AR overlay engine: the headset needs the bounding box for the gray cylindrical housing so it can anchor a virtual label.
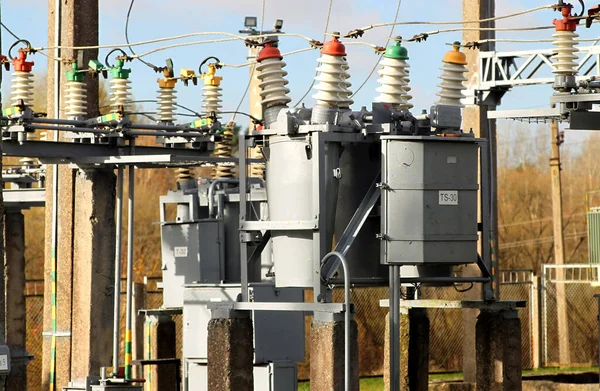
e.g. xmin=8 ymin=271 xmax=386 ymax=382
xmin=266 ymin=135 xmax=340 ymax=287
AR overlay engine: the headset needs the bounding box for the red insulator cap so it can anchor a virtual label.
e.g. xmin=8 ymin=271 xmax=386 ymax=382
xmin=257 ymin=41 xmax=282 ymax=62
xmin=553 ymin=4 xmax=579 ymax=31
xmin=321 ymin=36 xmax=346 ymax=56
xmin=12 ymin=50 xmax=34 ymax=72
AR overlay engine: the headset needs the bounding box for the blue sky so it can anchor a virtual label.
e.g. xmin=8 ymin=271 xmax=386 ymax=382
xmin=1 ymin=0 xmax=598 ymax=146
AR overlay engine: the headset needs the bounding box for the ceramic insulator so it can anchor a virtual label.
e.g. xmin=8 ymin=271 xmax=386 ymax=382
xmin=157 ymin=87 xmax=176 ymax=123
xmin=213 ymin=127 xmax=235 ymax=178
xmin=435 ymin=62 xmax=468 ymax=108
xmin=257 ymin=57 xmax=292 ymax=108
xmin=65 ymin=80 xmax=87 ymax=118
xmin=110 ymin=78 xmax=132 ymax=112
xmin=11 ymin=71 xmax=34 ymax=107
xmin=375 ymin=56 xmax=409 ymax=109
xmin=312 ymin=53 xmax=353 ymax=108
xmin=202 ymin=85 xmax=222 ymax=119
xmin=402 ymin=62 xmax=413 ymax=109
xmin=552 ymin=30 xmax=579 ymax=76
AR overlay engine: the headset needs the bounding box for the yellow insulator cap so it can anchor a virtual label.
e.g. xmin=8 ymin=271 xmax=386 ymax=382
xmin=202 ymin=63 xmax=222 ymax=87
xmin=442 ymin=42 xmax=467 ymax=65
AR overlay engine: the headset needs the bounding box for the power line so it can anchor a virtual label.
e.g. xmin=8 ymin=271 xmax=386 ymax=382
xmin=125 ymin=0 xmax=160 ymax=71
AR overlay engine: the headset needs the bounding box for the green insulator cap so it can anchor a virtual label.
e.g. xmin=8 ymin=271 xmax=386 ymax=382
xmin=110 ymin=59 xmax=131 ymax=79
xmin=66 ymin=62 xmax=86 ymax=82
xmin=384 ymin=41 xmax=408 ymax=60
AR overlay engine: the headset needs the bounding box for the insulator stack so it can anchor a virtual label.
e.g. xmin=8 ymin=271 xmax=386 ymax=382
xmin=201 ymin=63 xmax=223 ymax=119
xmin=11 ymin=49 xmax=34 ymax=108
xmin=175 ymin=167 xmax=194 ymax=182
xmin=257 ymin=42 xmax=292 ymax=109
xmin=109 ymin=59 xmax=132 ymax=113
xmin=11 ymin=72 xmax=34 ymax=107
xmin=375 ymin=41 xmax=410 ymax=110
xmin=213 ymin=127 xmax=235 ymax=178
xmin=552 ymin=5 xmax=580 ymax=78
xmin=157 ymin=87 xmax=176 ymax=123
xmin=312 ymin=36 xmax=353 ymax=109
xmin=20 ymin=157 xmax=34 ymax=169
xmin=65 ymin=81 xmax=87 ymax=118
xmin=435 ymin=43 xmax=468 ymax=108
xmin=110 ymin=78 xmax=132 ymax=113
xmin=552 ymin=30 xmax=579 ymax=76
xmin=202 ymin=85 xmax=222 ymax=119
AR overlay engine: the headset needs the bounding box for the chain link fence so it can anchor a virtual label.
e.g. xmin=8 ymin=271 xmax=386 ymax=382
xmin=25 ymin=283 xmax=43 ymax=391
xmin=542 ymin=265 xmax=600 ymax=367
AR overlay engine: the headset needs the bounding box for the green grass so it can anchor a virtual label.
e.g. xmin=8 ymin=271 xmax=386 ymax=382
xmin=298 ymin=377 xmax=384 ymax=390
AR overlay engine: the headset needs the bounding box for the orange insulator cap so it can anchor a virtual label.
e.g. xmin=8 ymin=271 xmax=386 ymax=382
xmin=442 ymin=43 xmax=467 ymax=65
xmin=257 ymin=42 xmax=282 ymax=62
xmin=553 ymin=4 xmax=579 ymax=31
xmin=12 ymin=50 xmax=34 ymax=72
xmin=321 ymin=36 xmax=346 ymax=56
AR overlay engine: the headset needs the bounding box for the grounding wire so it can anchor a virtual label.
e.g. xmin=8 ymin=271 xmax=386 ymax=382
xmin=350 ymin=0 xmax=402 ymax=99
xmin=293 ymin=0 xmax=334 ymax=108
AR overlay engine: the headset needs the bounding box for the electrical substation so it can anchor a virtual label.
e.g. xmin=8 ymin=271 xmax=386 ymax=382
xmin=4 ymin=0 xmax=600 ymax=390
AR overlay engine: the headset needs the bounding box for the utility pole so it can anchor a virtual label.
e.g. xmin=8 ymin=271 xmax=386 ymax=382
xmin=44 ymin=1 xmax=116 ymax=389
xmin=550 ymin=118 xmax=570 ymax=365
xmin=462 ymin=0 xmax=498 ymax=384
xmin=239 ymin=17 xmax=283 ymax=178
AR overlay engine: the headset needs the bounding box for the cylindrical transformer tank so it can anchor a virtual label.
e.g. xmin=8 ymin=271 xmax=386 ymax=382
xmin=381 ymin=135 xmax=479 ymax=267
xmin=267 ymin=135 xmax=340 ymax=287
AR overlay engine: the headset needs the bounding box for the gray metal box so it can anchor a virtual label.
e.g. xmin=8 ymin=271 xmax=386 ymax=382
xmin=182 ymin=283 xmax=305 ymax=363
xmin=184 ymin=360 xmax=297 ymax=391
xmin=161 ymin=220 xmax=224 ymax=308
xmin=381 ymin=136 xmax=479 ymax=265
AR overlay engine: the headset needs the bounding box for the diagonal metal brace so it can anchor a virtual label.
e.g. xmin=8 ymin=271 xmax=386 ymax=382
xmin=322 ymin=172 xmax=381 ymax=281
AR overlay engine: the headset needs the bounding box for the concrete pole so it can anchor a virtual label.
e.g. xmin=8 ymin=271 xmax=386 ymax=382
xmin=462 ymin=0 xmax=498 ymax=383
xmin=43 ymin=1 xmax=116 ymax=388
xmin=550 ymin=119 xmax=570 ymax=365
xmin=4 ymin=210 xmax=27 ymax=390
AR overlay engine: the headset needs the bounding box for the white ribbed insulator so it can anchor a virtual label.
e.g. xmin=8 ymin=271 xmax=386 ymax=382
xmin=157 ymin=87 xmax=176 ymax=123
xmin=435 ymin=62 xmax=468 ymax=108
xmin=403 ymin=63 xmax=413 ymax=109
xmin=202 ymin=85 xmax=222 ymax=119
xmin=256 ymin=57 xmax=292 ymax=108
xmin=65 ymin=80 xmax=87 ymax=118
xmin=110 ymin=78 xmax=132 ymax=112
xmin=375 ymin=57 xmax=408 ymax=109
xmin=213 ymin=127 xmax=235 ymax=178
xmin=312 ymin=54 xmax=353 ymax=108
xmin=552 ymin=30 xmax=579 ymax=76
xmin=11 ymin=71 xmax=34 ymax=107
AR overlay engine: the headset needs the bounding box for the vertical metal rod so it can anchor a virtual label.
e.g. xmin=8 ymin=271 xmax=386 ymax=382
xmin=49 ymin=0 xmax=62 ymax=389
xmin=542 ymin=266 xmax=548 ymax=366
xmin=596 ymin=294 xmax=600 ymax=381
xmin=124 ymin=158 xmax=135 ymax=379
xmin=480 ymin=140 xmax=493 ymax=300
xmin=239 ymin=132 xmax=249 ymax=302
xmin=389 ymin=265 xmax=400 ymax=391
xmin=112 ymin=166 xmax=124 ymax=374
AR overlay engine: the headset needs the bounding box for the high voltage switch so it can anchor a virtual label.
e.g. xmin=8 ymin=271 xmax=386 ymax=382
xmin=435 ymin=42 xmax=468 ymax=108
xmin=65 ymin=62 xmax=88 ymax=119
xmin=313 ymin=35 xmax=353 ymax=110
xmin=11 ymin=49 xmax=34 ymax=108
xmin=157 ymin=59 xmax=177 ymax=124
xmin=375 ymin=40 xmax=411 ymax=110
xmin=109 ymin=58 xmax=132 ymax=113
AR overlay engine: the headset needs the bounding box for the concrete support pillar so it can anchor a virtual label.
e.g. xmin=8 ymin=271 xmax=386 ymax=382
xmin=207 ymin=312 xmax=253 ymax=391
xmin=462 ymin=0 xmax=498 ymax=382
xmin=310 ymin=312 xmax=359 ymax=391
xmin=4 ymin=211 xmax=27 ymax=390
xmin=476 ymin=310 xmax=521 ymax=391
xmin=143 ymin=314 xmax=177 ymax=391
xmin=43 ymin=0 xmax=101 ymax=389
xmin=384 ymin=309 xmax=430 ymax=391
